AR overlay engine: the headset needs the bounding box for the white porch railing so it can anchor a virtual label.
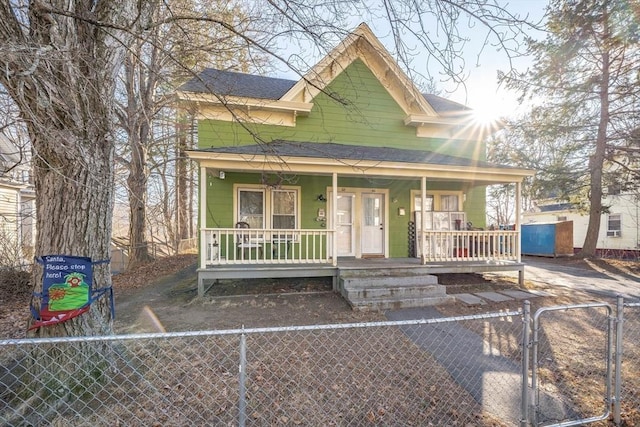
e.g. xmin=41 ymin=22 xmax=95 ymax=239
xmin=200 ymin=228 xmax=334 ymax=267
xmin=199 ymin=228 xmax=519 ymax=267
xmin=419 ymin=230 xmax=520 ymax=263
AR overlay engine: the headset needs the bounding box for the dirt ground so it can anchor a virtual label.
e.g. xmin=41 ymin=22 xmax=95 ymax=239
xmin=110 ymin=255 xmax=577 ymax=335
xmin=112 ymin=257 xmax=385 ymax=334
xmin=1 ymin=254 xmax=637 ymax=339
xmin=3 ymin=255 xmax=640 ymax=425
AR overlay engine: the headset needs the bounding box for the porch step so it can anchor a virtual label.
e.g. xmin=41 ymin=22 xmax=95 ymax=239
xmin=339 ymin=266 xmax=435 ymax=278
xmin=338 ymin=271 xmax=453 ymax=311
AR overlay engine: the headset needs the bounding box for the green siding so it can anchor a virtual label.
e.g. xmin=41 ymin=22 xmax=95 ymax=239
xmin=198 ymin=59 xmax=484 ymax=160
xmin=205 ymin=172 xmax=486 ymax=258
xmin=197 ymin=59 xmax=490 ymax=258
xmin=465 ymin=187 xmax=487 ymax=229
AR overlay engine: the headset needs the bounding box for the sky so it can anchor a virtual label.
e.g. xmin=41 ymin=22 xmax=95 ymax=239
xmin=274 ymin=0 xmax=548 ymax=121
xmin=440 ymin=0 xmax=548 ymax=119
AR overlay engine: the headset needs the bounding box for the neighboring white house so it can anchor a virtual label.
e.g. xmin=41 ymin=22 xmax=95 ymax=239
xmin=0 ymin=135 xmax=35 ymax=265
xmin=523 ymin=191 xmax=640 ymax=258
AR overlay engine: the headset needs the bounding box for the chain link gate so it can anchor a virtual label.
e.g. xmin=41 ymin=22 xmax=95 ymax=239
xmin=617 ymin=301 xmax=640 ymax=426
xmin=522 ymin=302 xmax=614 ymax=426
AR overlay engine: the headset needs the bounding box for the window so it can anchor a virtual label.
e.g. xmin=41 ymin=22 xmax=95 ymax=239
xmin=413 ymin=193 xmax=465 ymax=231
xmin=607 ymin=183 xmax=622 ymax=196
xmin=413 ymin=195 xmax=434 ymax=212
xmin=413 ymin=193 xmax=460 ymax=212
xmin=238 ymin=189 xmax=264 ymax=228
xmin=237 ymin=186 xmax=298 ymax=229
xmin=607 ymin=213 xmax=621 ymax=237
xmin=440 ymin=195 xmax=459 ymax=211
xmin=272 ymin=189 xmax=297 ymax=229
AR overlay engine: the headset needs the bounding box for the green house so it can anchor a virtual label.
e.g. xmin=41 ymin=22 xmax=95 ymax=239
xmin=177 ymin=24 xmax=534 ymax=305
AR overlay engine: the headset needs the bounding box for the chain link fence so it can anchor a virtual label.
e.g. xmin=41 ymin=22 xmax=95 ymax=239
xmin=2 ymin=312 xmax=523 ymax=426
xmin=2 ymin=299 xmax=640 ymax=426
xmin=619 ymin=302 xmax=640 ymax=425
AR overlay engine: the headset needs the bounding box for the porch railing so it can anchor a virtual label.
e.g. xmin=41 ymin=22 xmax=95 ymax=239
xmin=419 ymin=230 xmax=519 ymax=263
xmin=199 ymin=228 xmax=519 ymax=267
xmin=200 ymin=228 xmax=334 ymax=267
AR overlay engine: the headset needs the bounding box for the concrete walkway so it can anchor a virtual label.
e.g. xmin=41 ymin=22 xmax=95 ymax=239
xmin=385 ymin=257 xmax=640 ymax=422
xmin=496 ymin=256 xmax=640 ymax=300
xmin=386 ymin=307 xmax=524 ymax=422
xmin=453 ymin=288 xmax=551 ymax=306
xmin=386 ymin=307 xmax=572 ymax=424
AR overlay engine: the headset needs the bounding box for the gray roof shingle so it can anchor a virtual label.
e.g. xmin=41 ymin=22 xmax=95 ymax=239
xmin=194 ymin=141 xmax=508 ymax=169
xmin=423 ymin=93 xmax=470 ymax=113
xmin=179 ymin=69 xmax=296 ymax=100
xmin=179 ymin=68 xmax=469 ymax=114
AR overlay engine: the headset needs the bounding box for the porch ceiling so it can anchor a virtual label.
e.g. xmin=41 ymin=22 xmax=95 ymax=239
xmin=187 ymin=141 xmax=534 ymax=185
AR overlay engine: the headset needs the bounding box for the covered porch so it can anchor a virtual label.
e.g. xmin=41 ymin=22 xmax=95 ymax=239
xmin=189 ymin=142 xmax=533 ymax=301
xmin=196 ymin=227 xmax=525 ymax=297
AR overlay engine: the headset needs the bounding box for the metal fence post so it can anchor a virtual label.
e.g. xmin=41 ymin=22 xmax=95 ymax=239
xmin=521 ymin=300 xmax=531 ymax=427
xmin=614 ymin=296 xmax=624 ymax=426
xmin=239 ymin=330 xmax=247 ymax=427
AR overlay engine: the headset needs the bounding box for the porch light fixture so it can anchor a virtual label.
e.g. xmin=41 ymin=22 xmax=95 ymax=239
xmin=316 ymin=194 xmax=326 ymax=202
xmin=219 ymin=171 xmax=225 ymax=179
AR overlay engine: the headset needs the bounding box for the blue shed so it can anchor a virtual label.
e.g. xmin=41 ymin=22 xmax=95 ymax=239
xmin=521 ymin=221 xmax=574 ymax=257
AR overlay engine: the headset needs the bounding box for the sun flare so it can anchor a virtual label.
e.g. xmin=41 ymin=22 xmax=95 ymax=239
xmin=470 ymin=100 xmax=506 ymax=126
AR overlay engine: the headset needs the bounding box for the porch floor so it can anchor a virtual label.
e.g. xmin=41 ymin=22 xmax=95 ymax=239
xmin=197 ymin=258 xmax=525 ymax=297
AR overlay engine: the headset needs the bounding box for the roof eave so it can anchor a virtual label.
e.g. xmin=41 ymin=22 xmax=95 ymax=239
xmin=404 ymin=114 xmax=469 ymax=127
xmin=175 ymin=90 xmax=314 ymax=115
xmin=0 ymin=180 xmax=29 ymax=190
xmin=186 ymin=150 xmax=535 ymax=183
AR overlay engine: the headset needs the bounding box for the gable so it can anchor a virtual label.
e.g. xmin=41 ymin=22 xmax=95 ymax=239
xmin=198 ymin=59 xmax=482 ymax=156
xmin=294 ymin=59 xmax=427 ymax=149
xmin=176 ymin=22 xmax=487 ymax=139
xmin=281 ymin=24 xmax=435 ymax=118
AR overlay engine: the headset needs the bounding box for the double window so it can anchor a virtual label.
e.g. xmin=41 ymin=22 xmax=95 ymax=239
xmin=413 ymin=192 xmax=464 ymax=231
xmin=237 ymin=186 xmax=299 ymax=230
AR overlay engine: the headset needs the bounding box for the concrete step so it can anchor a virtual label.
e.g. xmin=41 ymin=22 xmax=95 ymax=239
xmin=338 ymin=272 xmax=453 ymax=311
xmin=341 ymin=282 xmax=444 ymax=300
xmin=341 ymin=274 xmax=438 ymax=289
xmin=339 ymin=267 xmax=434 ymax=278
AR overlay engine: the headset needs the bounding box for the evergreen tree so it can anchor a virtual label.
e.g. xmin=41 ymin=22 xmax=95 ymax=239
xmin=503 ymin=0 xmax=640 ymax=257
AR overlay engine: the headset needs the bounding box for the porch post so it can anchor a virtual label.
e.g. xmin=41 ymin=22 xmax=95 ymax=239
xmin=199 ymin=166 xmax=207 ymax=271
xmin=516 ymin=180 xmax=524 ymax=286
xmin=196 ymin=166 xmax=209 ymax=296
xmin=332 ymin=172 xmax=338 ymax=266
xmin=421 ymin=176 xmax=426 ymax=265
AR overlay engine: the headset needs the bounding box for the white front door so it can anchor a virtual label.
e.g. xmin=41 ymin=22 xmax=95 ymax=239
xmin=361 ymin=193 xmax=384 ymax=256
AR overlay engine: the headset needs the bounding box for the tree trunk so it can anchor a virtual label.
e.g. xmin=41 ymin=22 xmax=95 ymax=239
xmin=29 ymin=127 xmax=115 ymax=337
xmin=0 ymin=0 xmax=142 ymax=336
xmin=577 ymin=15 xmax=611 ymax=258
xmin=176 ymin=118 xmax=190 ymax=245
xmin=127 ymin=140 xmax=152 ymax=269
xmin=122 ymin=49 xmax=155 ymax=270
